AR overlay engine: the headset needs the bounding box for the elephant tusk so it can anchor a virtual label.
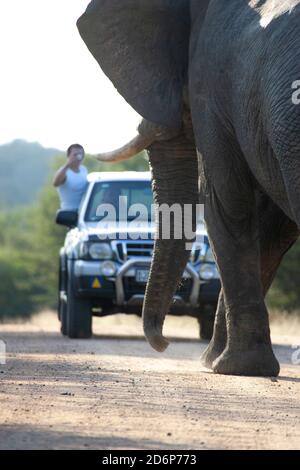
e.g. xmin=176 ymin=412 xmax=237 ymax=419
xmin=94 ymin=134 xmax=154 ymax=163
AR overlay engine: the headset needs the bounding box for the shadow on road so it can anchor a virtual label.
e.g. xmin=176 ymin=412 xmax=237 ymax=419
xmin=0 ymin=424 xmax=186 ymax=450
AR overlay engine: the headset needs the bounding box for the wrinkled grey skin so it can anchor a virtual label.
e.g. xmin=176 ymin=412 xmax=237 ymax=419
xmin=77 ymin=0 xmax=300 ymax=376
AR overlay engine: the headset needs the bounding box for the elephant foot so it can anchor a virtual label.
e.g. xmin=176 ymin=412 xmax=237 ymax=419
xmin=201 ymin=340 xmax=225 ymax=369
xmin=212 ymin=345 xmax=280 ymax=377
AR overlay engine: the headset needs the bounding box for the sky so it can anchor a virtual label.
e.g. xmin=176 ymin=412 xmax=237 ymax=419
xmin=0 ymin=0 xmax=141 ymax=153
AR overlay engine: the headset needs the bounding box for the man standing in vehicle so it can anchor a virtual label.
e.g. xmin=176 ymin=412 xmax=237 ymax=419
xmin=53 ymin=143 xmax=88 ymax=211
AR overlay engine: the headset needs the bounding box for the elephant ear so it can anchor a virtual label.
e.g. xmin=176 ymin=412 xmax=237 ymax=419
xmin=77 ymin=0 xmax=190 ymax=130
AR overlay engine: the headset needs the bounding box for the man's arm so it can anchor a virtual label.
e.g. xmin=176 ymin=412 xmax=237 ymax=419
xmin=53 ymin=164 xmax=69 ymax=188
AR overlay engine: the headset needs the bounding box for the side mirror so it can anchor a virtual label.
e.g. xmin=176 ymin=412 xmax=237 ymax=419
xmin=56 ymin=210 xmax=78 ymax=228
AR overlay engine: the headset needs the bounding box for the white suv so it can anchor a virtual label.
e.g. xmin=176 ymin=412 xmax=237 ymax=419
xmin=57 ymin=172 xmax=220 ymax=340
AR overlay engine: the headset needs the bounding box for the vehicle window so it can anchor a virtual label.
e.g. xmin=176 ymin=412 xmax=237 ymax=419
xmin=84 ymin=181 xmax=153 ymax=222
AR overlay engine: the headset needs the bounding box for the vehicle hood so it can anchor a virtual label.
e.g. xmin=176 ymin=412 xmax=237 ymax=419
xmin=78 ymin=220 xmax=208 ymax=242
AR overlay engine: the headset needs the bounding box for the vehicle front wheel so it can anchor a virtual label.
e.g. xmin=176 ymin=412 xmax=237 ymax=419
xmin=66 ymin=275 xmax=92 ymax=339
xmin=58 ymin=262 xmax=68 ymax=336
xmin=59 ymin=295 xmax=68 ymax=336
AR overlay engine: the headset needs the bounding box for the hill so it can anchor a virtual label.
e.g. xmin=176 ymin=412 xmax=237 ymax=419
xmin=0 ymin=140 xmax=61 ymax=208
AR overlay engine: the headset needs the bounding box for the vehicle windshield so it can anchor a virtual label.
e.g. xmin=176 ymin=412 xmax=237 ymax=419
xmin=84 ymin=180 xmax=154 ymax=222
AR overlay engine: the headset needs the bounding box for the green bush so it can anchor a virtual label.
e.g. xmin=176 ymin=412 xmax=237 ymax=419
xmin=0 ymin=249 xmax=38 ymax=319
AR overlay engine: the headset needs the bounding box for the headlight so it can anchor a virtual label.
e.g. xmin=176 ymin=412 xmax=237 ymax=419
xmin=200 ymin=264 xmax=219 ymax=281
xmin=205 ymin=247 xmax=215 ymax=263
xmin=100 ymin=261 xmax=117 ymax=277
xmin=89 ymin=243 xmax=112 ymax=260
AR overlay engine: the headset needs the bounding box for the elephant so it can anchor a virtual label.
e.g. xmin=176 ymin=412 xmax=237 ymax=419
xmin=77 ymin=0 xmax=300 ymax=377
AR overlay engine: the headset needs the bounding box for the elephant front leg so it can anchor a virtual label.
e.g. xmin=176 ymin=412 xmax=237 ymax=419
xmin=205 ymin=196 xmax=280 ymax=377
xmin=191 ymin=101 xmax=280 ymax=376
xmin=202 ymin=195 xmax=299 ymax=370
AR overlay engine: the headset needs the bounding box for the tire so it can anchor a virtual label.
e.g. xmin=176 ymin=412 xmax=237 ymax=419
xmin=58 ymin=264 xmax=63 ymax=321
xmin=58 ymin=259 xmax=68 ymax=335
xmin=66 ymin=273 xmax=92 ymax=339
xmin=60 ymin=295 xmax=68 ymax=336
xmin=198 ymin=304 xmax=217 ymax=341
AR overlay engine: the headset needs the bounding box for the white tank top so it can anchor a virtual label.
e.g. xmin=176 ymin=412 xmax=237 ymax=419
xmin=57 ymin=166 xmax=88 ymax=211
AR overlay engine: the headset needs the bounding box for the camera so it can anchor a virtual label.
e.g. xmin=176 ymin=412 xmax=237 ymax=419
xmin=75 ymin=152 xmax=84 ymax=162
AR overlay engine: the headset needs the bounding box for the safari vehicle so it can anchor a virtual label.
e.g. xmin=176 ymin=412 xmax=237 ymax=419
xmin=57 ymin=172 xmax=221 ymax=341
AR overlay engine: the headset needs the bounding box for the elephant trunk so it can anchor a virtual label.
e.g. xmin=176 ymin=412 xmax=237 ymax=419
xmin=143 ymin=135 xmax=199 ymax=352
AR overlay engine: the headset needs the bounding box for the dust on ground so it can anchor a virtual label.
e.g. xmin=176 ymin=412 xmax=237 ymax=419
xmin=0 ymin=311 xmax=299 ymax=450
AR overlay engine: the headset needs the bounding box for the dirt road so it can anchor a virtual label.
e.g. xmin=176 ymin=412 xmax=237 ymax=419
xmin=0 ymin=312 xmax=299 ymax=450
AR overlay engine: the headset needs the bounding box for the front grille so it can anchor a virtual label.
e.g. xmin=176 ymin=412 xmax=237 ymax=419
xmin=116 ymin=241 xmax=154 ymax=261
xmin=126 ymin=242 xmax=154 ymax=258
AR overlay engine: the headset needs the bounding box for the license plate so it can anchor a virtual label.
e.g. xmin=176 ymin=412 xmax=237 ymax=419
xmin=135 ymin=269 xmax=150 ymax=283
